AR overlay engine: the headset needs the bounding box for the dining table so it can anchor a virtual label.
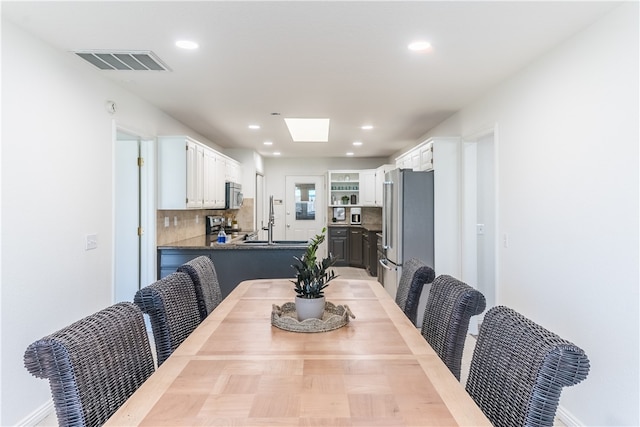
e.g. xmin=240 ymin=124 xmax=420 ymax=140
xmin=105 ymin=278 xmax=491 ymax=426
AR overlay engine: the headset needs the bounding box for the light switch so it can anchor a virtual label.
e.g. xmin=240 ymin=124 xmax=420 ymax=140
xmin=164 ymin=217 xmax=169 ymax=227
xmin=477 ymin=224 xmax=485 ymax=235
xmin=85 ymin=234 xmax=98 ymax=250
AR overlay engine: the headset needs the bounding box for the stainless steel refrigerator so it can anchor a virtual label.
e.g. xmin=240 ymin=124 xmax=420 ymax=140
xmin=380 ymin=168 xmax=434 ymax=325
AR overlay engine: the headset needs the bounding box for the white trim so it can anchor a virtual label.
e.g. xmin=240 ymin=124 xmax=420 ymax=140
xmin=16 ymin=399 xmax=54 ymax=426
xmin=557 ymin=404 xmax=586 ymax=427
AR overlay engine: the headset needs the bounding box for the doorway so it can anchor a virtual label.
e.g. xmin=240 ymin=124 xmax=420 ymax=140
xmin=461 ymin=129 xmax=496 ymax=329
xmin=114 ymin=128 xmax=155 ymax=302
xmin=285 ymin=175 xmax=326 ymax=254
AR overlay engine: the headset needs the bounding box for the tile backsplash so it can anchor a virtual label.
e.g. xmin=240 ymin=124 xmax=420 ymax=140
xmin=157 ymin=198 xmax=254 ymax=245
xmin=326 ymin=206 xmax=381 ymax=228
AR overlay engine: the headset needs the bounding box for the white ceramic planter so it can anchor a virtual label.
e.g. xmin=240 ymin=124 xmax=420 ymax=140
xmin=295 ymin=296 xmax=326 ymax=321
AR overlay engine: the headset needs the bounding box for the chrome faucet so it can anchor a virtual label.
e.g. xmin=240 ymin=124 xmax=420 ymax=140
xmin=262 ymin=195 xmax=275 ymax=244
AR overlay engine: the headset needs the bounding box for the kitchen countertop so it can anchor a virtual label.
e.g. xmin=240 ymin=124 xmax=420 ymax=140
xmin=158 ymin=233 xmax=309 ymax=250
xmin=328 ymin=223 xmax=382 ymax=232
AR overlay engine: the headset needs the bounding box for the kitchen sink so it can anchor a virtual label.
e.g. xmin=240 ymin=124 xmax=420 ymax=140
xmin=240 ymin=240 xmax=308 ymax=246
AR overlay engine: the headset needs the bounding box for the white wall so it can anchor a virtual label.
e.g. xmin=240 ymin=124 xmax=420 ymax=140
xmin=0 ymin=19 xmax=218 ymax=425
xmin=413 ymin=4 xmax=639 ymax=425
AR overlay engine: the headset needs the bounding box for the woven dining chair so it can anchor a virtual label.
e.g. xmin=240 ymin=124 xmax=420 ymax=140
xmin=134 ymin=271 xmax=201 ymax=366
xmin=23 ymin=302 xmax=155 ymax=427
xmin=466 ymin=306 xmax=590 ymax=427
xmin=177 ymin=255 xmax=223 ymax=321
xmin=420 ymin=274 xmax=486 ymax=380
xmin=395 ymin=258 xmax=435 ymax=325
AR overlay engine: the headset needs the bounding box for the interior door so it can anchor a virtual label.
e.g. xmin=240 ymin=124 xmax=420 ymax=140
xmin=285 ymin=175 xmax=326 ymax=255
xmin=115 ymin=128 xmax=154 ymax=302
xmin=115 ymin=134 xmax=141 ymax=303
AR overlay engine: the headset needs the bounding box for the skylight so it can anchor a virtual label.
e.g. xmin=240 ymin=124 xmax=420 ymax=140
xmin=284 ymin=118 xmax=330 ymax=142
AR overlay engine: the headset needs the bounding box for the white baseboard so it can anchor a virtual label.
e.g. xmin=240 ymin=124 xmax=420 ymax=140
xmin=16 ymin=400 xmax=54 ymax=427
xmin=557 ymin=405 xmax=585 ymax=427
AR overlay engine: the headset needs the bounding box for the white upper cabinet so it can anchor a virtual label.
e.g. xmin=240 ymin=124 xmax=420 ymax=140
xmin=203 ymin=148 xmax=218 ymax=209
xmin=158 ymin=136 xmax=238 ymax=210
xmin=360 ymin=169 xmax=376 ymax=207
xmin=328 ymin=167 xmax=393 ymax=207
xmin=214 ymin=153 xmax=227 ymax=208
xmin=225 ymin=158 xmax=241 ymax=184
xmin=419 ymin=142 xmax=434 ymax=171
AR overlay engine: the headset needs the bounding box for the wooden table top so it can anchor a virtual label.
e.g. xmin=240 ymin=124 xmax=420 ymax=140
xmin=105 ymin=278 xmax=490 ymax=426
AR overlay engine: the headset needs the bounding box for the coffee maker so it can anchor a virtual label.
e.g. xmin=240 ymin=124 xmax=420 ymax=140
xmin=350 ymin=207 xmax=362 ymax=225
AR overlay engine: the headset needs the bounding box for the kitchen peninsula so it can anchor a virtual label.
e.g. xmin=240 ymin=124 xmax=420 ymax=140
xmin=157 ymin=235 xmax=308 ymax=298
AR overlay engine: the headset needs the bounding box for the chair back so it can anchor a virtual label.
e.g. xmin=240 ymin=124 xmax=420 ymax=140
xmin=134 ymin=271 xmax=201 ymax=365
xmin=466 ymin=306 xmax=590 ymax=427
xmin=421 ymin=275 xmax=485 ymax=380
xmin=177 ymin=255 xmax=222 ymax=320
xmin=395 ymin=258 xmax=435 ymax=325
xmin=24 ymin=302 xmax=155 ymax=427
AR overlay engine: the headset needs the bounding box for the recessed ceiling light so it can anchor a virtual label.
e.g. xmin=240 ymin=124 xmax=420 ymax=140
xmin=263 ymin=141 xmax=273 ymax=146
xmin=361 ymin=125 xmax=373 ymax=130
xmin=353 ymin=141 xmax=363 ymax=146
xmin=284 ymin=118 xmax=330 ymax=142
xmin=175 ymin=40 xmax=199 ymax=50
xmin=273 ymin=151 xmax=281 ymax=156
xmin=408 ymin=41 xmax=432 ymax=52
xmin=346 ymin=152 xmax=354 ymax=156
xmin=248 ymin=124 xmax=261 ymax=130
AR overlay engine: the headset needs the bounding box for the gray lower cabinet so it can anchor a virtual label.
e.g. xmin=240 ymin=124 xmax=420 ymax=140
xmin=328 ymin=227 xmax=349 ymax=266
xmin=365 ymin=231 xmax=378 ymax=276
xmin=157 ymin=247 xmax=305 ymax=298
xmin=349 ymin=228 xmax=363 ymax=268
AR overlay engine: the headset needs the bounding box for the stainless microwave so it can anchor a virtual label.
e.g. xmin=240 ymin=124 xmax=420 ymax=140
xmin=225 ymin=182 xmax=243 ymax=209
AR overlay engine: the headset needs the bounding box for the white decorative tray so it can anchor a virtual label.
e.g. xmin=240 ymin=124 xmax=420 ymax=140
xmin=271 ymin=301 xmax=355 ymax=333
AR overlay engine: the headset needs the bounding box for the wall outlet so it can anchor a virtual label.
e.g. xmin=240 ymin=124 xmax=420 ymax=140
xmin=85 ymin=234 xmax=98 ymax=250
xmin=503 ymin=233 xmax=509 ymax=248
xmin=174 ymin=216 xmax=178 ymax=227
xmin=164 ymin=216 xmax=169 ymax=227
xmin=477 ymin=224 xmax=485 ymax=235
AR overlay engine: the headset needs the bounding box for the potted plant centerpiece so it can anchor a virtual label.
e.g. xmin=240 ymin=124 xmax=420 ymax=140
xmin=291 ymin=227 xmax=338 ymax=321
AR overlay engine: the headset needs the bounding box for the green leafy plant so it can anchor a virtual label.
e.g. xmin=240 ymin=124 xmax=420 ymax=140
xmin=291 ymin=227 xmax=338 ymax=299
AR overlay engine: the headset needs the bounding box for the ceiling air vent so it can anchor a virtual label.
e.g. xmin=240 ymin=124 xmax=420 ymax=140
xmin=73 ymin=50 xmax=170 ymax=71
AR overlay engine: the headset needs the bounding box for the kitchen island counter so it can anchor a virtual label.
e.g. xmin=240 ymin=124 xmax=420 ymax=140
xmin=157 ymin=235 xmax=308 ymax=298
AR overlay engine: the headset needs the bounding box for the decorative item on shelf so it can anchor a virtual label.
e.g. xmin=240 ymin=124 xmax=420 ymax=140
xmin=341 ymin=195 xmax=350 ymax=205
xmin=290 ymin=227 xmax=338 ymax=321
xmin=350 ymin=194 xmax=357 ymax=204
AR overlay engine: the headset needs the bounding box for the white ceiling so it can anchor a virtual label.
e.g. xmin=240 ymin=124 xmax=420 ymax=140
xmin=3 ymin=1 xmax=619 ymax=158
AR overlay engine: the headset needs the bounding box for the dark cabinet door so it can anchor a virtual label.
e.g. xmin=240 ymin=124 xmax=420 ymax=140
xmin=367 ymin=231 xmax=378 ymax=276
xmin=363 ymin=234 xmax=370 ymax=272
xmin=329 ymin=227 xmax=349 ymax=266
xmin=349 ymin=228 xmax=363 ymax=267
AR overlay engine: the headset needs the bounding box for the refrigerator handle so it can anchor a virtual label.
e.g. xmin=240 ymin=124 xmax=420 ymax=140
xmin=379 ymin=258 xmax=393 ymax=271
xmin=382 ymin=180 xmax=392 ymax=249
